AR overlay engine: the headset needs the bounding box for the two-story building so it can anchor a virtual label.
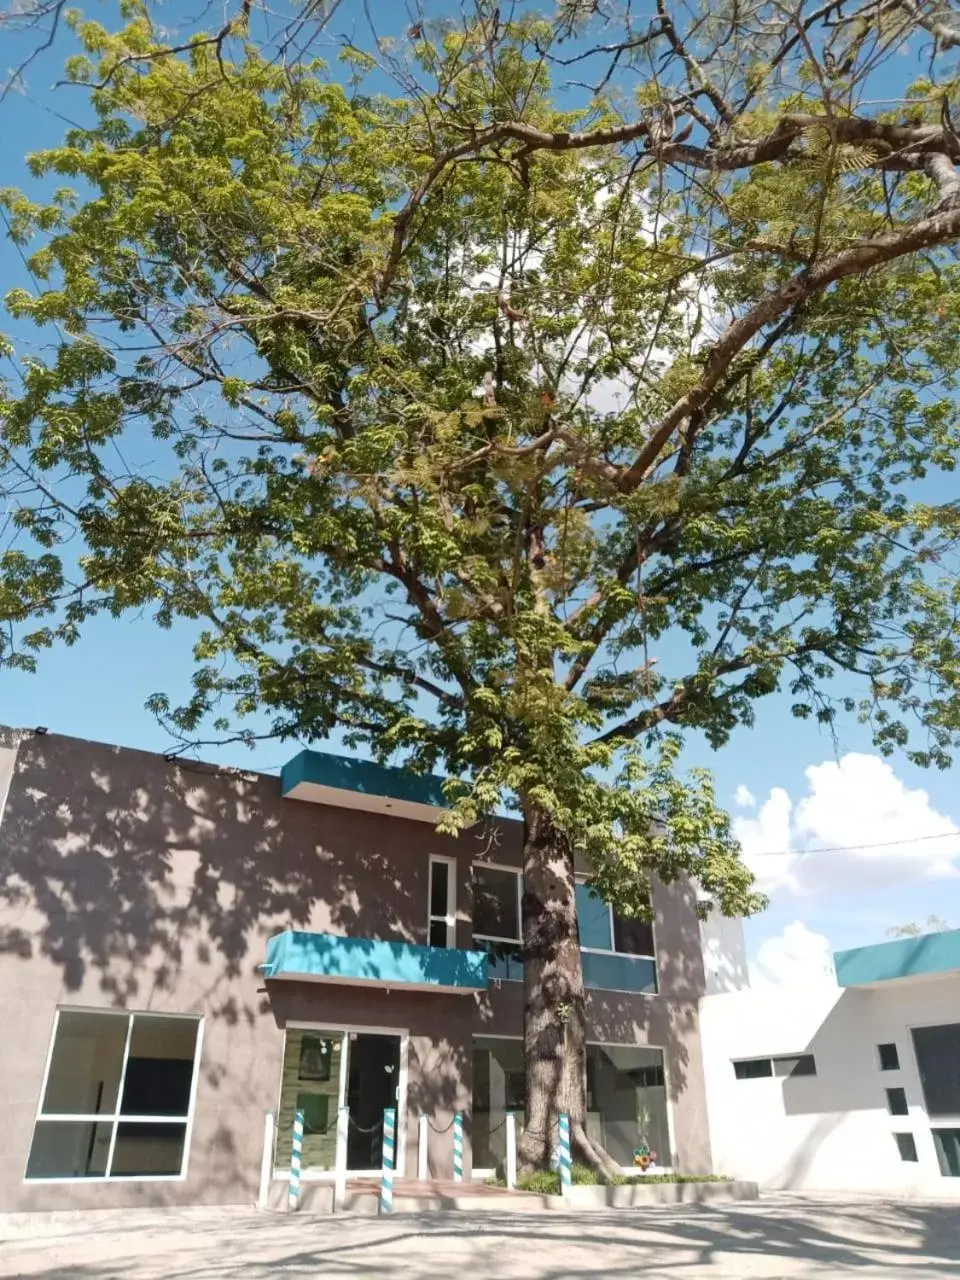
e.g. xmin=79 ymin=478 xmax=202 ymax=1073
xmin=0 ymin=725 xmax=717 ymax=1210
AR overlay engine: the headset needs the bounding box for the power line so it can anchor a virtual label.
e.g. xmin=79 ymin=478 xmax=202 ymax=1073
xmin=746 ymin=829 xmax=960 ymax=858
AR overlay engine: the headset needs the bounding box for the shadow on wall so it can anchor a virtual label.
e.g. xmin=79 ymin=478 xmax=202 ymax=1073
xmin=0 ymin=729 xmax=495 ymax=1028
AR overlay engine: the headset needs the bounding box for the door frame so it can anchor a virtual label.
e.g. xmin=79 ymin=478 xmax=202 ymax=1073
xmin=276 ymin=1020 xmax=409 ymax=1180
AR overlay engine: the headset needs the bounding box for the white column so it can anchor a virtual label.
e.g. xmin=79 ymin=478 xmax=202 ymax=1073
xmin=505 ymin=1112 xmax=517 ymax=1190
xmin=418 ymin=1114 xmax=429 ymax=1181
xmin=257 ymin=1110 xmax=276 ymax=1210
xmin=333 ymin=1105 xmax=349 ymax=1212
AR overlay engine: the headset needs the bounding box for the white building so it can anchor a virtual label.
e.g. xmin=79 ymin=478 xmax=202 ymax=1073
xmin=698 ymin=923 xmax=960 ymax=1195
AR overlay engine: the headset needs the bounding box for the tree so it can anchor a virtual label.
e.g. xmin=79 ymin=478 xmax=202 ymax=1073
xmin=888 ymin=916 xmax=952 ymax=937
xmin=4 ymin=0 xmax=960 ymax=1171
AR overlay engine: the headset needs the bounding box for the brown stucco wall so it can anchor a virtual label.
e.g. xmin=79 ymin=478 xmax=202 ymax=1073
xmin=0 ymin=727 xmax=712 ymax=1210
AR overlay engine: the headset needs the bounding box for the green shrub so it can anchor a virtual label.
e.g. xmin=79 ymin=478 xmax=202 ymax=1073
xmin=502 ymin=1168 xmax=733 ymax=1193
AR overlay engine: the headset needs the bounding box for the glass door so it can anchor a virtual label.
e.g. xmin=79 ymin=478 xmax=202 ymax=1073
xmin=345 ymin=1033 xmax=401 ymax=1171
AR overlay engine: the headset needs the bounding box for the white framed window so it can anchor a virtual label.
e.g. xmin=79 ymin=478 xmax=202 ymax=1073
xmin=428 ymin=855 xmax=457 ymax=949
xmin=472 ymin=863 xmax=522 ymax=945
xmin=26 ymin=1007 xmax=203 ymax=1182
xmin=575 ymin=881 xmax=656 ymax=958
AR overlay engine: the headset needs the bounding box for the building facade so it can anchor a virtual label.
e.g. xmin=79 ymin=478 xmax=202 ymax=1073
xmin=700 ymin=930 xmax=960 ymax=1195
xmin=0 ymin=726 xmax=715 ymax=1211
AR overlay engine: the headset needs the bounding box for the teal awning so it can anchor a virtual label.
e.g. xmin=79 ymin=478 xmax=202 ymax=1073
xmin=263 ymin=930 xmax=488 ymax=994
xmin=280 ymin=749 xmax=448 ymax=822
xmin=835 ymin=929 xmax=960 ymax=987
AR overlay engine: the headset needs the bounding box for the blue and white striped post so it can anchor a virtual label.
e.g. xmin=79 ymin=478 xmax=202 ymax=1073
xmin=452 ymin=1111 xmax=464 ymax=1182
xmin=380 ymin=1107 xmax=396 ymax=1215
xmin=288 ymin=1108 xmax=304 ymax=1212
xmin=558 ymin=1113 xmax=572 ymax=1199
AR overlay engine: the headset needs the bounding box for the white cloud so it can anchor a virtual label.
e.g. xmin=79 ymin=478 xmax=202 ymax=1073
xmin=734 ymin=753 xmax=960 ymax=896
xmin=734 ymin=784 xmax=756 ymax=809
xmin=750 ymin=921 xmax=835 ymax=987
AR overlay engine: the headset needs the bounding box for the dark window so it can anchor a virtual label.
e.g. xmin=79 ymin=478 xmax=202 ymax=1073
xmin=933 ymin=1128 xmax=960 ymax=1177
xmin=734 ymin=1058 xmax=773 ymax=1079
xmin=886 ymin=1087 xmax=909 ymax=1116
xmin=429 ymin=919 xmax=448 ymax=948
xmin=894 ymin=1132 xmax=918 ymax=1162
xmin=473 ymin=866 xmax=520 ymax=941
xmin=773 ymin=1055 xmax=816 ymax=1078
xmin=878 ymin=1043 xmax=900 ymax=1072
xmin=121 ymin=1059 xmax=193 ymax=1117
xmin=429 ymin=860 xmax=449 ymax=919
xmin=612 ymin=911 xmax=655 ymax=957
xmin=912 ymin=1024 xmax=960 ymax=1117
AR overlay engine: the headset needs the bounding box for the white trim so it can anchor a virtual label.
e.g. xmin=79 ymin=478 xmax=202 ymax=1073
xmin=32 ymin=1007 xmax=62 ymax=1124
xmin=105 ymin=1015 xmax=134 ymax=1177
xmin=429 ymin=855 xmax=457 ymax=949
xmin=288 ymin=1019 xmax=410 ymax=1036
xmin=269 ymin=970 xmax=479 ymax=994
xmin=396 ymin=1033 xmax=409 ymax=1172
xmin=179 ymin=1015 xmax=205 ymax=1181
xmin=25 ymin=1007 xmax=204 ymax=1184
xmin=22 ymin=1174 xmax=188 ymax=1185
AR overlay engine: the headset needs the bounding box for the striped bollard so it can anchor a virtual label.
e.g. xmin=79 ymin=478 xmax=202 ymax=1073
xmin=452 ymin=1111 xmax=464 ymax=1182
xmin=288 ymin=1108 xmax=304 ymax=1211
xmin=558 ymin=1113 xmax=572 ymax=1199
xmin=380 ymin=1106 xmax=396 ymax=1215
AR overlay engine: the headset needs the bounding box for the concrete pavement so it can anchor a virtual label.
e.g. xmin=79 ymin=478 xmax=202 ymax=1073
xmin=2 ymin=1194 xmax=959 ymax=1278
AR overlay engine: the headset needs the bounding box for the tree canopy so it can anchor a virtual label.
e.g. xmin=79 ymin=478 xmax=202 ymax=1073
xmin=3 ymin=0 xmax=960 ymax=920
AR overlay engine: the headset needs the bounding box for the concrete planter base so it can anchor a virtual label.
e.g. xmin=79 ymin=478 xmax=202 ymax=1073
xmin=542 ymin=1180 xmax=759 ymax=1210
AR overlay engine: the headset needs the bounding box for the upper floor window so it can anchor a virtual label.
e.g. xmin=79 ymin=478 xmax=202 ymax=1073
xmin=472 ymin=864 xmax=522 ymax=944
xmin=428 ymin=856 xmax=456 ymax=949
xmin=733 ymin=1054 xmax=817 ymax=1080
xmin=575 ymin=882 xmax=655 ymax=957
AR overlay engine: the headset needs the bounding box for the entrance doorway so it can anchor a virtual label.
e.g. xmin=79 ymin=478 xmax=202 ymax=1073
xmin=346 ymin=1033 xmax=401 ymax=1170
xmin=274 ymin=1026 xmax=406 ymax=1178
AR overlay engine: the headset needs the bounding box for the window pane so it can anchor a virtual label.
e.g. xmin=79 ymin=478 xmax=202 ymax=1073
xmin=473 ymin=867 xmax=519 ymax=940
xmin=912 ymin=1024 xmax=960 ymax=1117
xmin=429 ymin=919 xmax=448 ymax=948
xmin=774 ymin=1055 xmax=816 ymax=1078
xmin=586 ymin=1045 xmax=671 ymax=1167
xmin=612 ymin=912 xmax=655 ymax=957
xmin=473 ymin=1037 xmax=524 ymax=1170
xmin=111 ymin=1122 xmax=187 ymax=1177
xmin=886 ymin=1087 xmax=909 ymax=1116
xmin=120 ymin=1016 xmax=198 ymax=1117
xmin=576 ymin=884 xmax=612 ymax=951
xmin=26 ymin=1121 xmax=112 ymax=1179
xmin=878 ymin=1043 xmax=900 ymax=1072
xmin=894 ymin=1132 xmax=918 ymax=1162
xmin=734 ymin=1059 xmax=773 ymax=1079
xmin=933 ymin=1128 xmax=960 ymax=1177
xmin=41 ymin=1010 xmax=128 ymax=1116
xmin=430 ymin=861 xmax=449 ymax=919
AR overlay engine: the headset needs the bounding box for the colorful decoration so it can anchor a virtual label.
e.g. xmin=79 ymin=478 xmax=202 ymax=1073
xmin=633 ymin=1138 xmax=658 ymax=1171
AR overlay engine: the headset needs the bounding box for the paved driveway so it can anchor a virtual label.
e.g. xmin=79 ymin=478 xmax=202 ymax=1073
xmin=2 ymin=1195 xmax=959 ymax=1279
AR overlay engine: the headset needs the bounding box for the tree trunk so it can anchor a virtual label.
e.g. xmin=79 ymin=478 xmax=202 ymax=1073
xmin=515 ymin=801 xmax=621 ymax=1178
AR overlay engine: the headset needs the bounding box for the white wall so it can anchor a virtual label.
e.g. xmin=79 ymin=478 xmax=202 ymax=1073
xmin=699 ymin=911 xmax=749 ymax=994
xmin=700 ymin=973 xmax=960 ymax=1195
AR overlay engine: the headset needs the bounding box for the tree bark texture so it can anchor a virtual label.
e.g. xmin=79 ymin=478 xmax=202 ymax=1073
xmin=516 ymin=802 xmax=621 ymax=1177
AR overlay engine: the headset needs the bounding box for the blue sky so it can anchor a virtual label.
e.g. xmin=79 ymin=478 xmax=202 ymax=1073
xmin=3 ymin=0 xmax=960 ymax=981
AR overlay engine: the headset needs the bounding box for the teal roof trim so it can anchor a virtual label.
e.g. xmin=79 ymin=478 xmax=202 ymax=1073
xmin=835 ymin=929 xmax=960 ymax=987
xmin=280 ymin=749 xmax=448 ymax=809
xmin=263 ymin=930 xmax=488 ymax=993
